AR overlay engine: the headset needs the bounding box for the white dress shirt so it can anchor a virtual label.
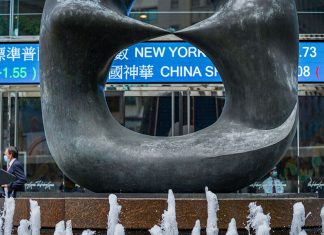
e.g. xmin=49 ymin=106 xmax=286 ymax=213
xmin=7 ymin=158 xmax=16 ymax=172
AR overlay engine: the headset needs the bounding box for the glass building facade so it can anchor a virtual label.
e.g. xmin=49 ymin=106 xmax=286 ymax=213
xmin=0 ymin=0 xmax=324 ymax=36
xmin=0 ymin=0 xmax=324 ymax=195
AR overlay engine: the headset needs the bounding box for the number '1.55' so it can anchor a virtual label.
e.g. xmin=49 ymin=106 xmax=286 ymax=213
xmin=2 ymin=67 xmax=27 ymax=79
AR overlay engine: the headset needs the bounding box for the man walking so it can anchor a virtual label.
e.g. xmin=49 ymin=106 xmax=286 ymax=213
xmin=1 ymin=146 xmax=27 ymax=197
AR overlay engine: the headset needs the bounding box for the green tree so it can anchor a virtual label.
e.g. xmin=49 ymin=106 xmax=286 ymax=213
xmin=16 ymin=15 xmax=41 ymax=36
xmin=0 ymin=16 xmax=9 ymax=36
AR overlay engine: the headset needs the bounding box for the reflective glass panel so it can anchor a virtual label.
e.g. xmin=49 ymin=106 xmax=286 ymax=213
xmin=299 ymin=95 xmax=324 ymax=194
xmin=17 ymin=97 xmax=63 ymax=192
xmin=0 ymin=0 xmax=9 ymax=36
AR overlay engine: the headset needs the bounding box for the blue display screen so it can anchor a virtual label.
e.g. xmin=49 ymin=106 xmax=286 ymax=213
xmin=298 ymin=42 xmax=323 ymax=82
xmin=0 ymin=44 xmax=39 ymax=84
xmin=0 ymin=41 xmax=323 ymax=84
xmin=109 ymin=42 xmax=220 ymax=83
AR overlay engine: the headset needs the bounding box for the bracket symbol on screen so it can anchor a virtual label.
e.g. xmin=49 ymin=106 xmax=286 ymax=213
xmin=316 ymin=66 xmax=320 ymax=80
xmin=32 ymin=67 xmax=37 ymax=81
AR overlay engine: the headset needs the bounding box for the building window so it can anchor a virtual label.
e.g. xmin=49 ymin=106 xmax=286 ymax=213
xmin=171 ymin=0 xmax=179 ymax=9
xmin=130 ymin=8 xmax=158 ymax=24
xmin=192 ymin=0 xmax=200 ymax=8
xmin=0 ymin=0 xmax=10 ymax=36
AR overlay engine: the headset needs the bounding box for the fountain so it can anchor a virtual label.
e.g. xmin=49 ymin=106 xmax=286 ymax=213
xmin=245 ymin=202 xmax=271 ymax=235
xmin=290 ymin=202 xmax=307 ymax=235
xmin=113 ymin=224 xmax=125 ymax=235
xmin=205 ymin=187 xmax=219 ymax=235
xmin=3 ymin=197 xmax=15 ymax=235
xmin=53 ymin=221 xmax=65 ymax=235
xmin=149 ymin=225 xmax=163 ymax=235
xmin=65 ymin=220 xmax=73 ymax=235
xmin=17 ymin=220 xmax=31 ymax=235
xmin=246 ymin=202 xmax=264 ymax=235
xmin=321 ymin=207 xmax=324 ymax=235
xmin=1 ymin=189 xmax=324 ymax=234
xmin=52 ymin=220 xmax=73 ymax=235
xmin=150 ymin=190 xmax=178 ymax=235
xmin=81 ymin=230 xmax=95 ymax=235
xmin=29 ymin=200 xmax=40 ymax=235
xmin=225 ymin=219 xmax=238 ymax=235
xmin=292 ymin=202 xmax=306 ymax=232
xmin=0 ymin=207 xmax=3 ymax=235
xmin=107 ymin=194 xmax=125 ymax=235
xmin=253 ymin=213 xmax=271 ymax=235
xmin=191 ymin=220 xmax=201 ymax=235
xmin=107 ymin=194 xmax=122 ymax=235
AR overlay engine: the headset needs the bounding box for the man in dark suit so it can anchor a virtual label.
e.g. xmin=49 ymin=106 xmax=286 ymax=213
xmin=1 ymin=146 xmax=27 ymax=197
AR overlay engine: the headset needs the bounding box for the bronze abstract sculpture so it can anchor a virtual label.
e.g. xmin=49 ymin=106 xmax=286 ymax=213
xmin=40 ymin=0 xmax=298 ymax=193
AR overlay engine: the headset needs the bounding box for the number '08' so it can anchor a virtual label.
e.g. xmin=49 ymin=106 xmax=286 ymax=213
xmin=298 ymin=66 xmax=310 ymax=77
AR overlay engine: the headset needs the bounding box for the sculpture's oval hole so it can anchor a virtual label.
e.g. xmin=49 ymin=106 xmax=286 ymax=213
xmin=105 ymin=40 xmax=224 ymax=137
xmin=128 ymin=0 xmax=217 ymax=31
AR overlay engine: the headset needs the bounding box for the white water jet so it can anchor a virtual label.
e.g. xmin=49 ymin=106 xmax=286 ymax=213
xmin=4 ymin=189 xmax=8 ymax=199
xmin=0 ymin=209 xmax=4 ymax=235
xmin=149 ymin=190 xmax=178 ymax=235
xmin=29 ymin=200 xmax=41 ymax=235
xmin=298 ymin=231 xmax=307 ymax=235
xmin=149 ymin=225 xmax=162 ymax=235
xmin=290 ymin=202 xmax=307 ymax=235
xmin=52 ymin=220 xmax=73 ymax=235
xmin=3 ymin=197 xmax=15 ymax=235
xmin=81 ymin=229 xmax=95 ymax=235
xmin=107 ymin=194 xmax=122 ymax=235
xmin=113 ymin=224 xmax=125 ymax=235
xmin=253 ymin=212 xmax=271 ymax=235
xmin=245 ymin=202 xmax=271 ymax=235
xmin=17 ymin=220 xmax=31 ymax=235
xmin=1 ymin=188 xmax=323 ymax=235
xmin=191 ymin=220 xmax=200 ymax=235
xmin=225 ymin=219 xmax=238 ymax=235
xmin=255 ymin=222 xmax=271 ymax=235
xmin=54 ymin=221 xmax=65 ymax=235
xmin=246 ymin=202 xmax=264 ymax=235
xmin=65 ymin=220 xmax=73 ymax=235
xmin=161 ymin=190 xmax=178 ymax=235
xmin=205 ymin=187 xmax=219 ymax=235
xmin=321 ymin=206 xmax=324 ymax=235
